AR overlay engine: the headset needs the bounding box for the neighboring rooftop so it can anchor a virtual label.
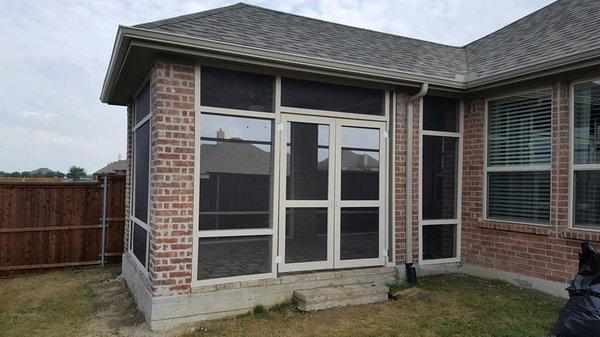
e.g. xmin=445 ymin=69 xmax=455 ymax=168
xmin=94 ymin=160 xmax=128 ymax=176
xmin=134 ymin=0 xmax=600 ymax=82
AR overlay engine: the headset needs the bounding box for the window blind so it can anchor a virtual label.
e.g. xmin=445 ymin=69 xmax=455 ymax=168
xmin=487 ymin=91 xmax=552 ymax=167
xmin=486 ymin=90 xmax=552 ymax=225
xmin=488 ymin=171 xmax=550 ymax=224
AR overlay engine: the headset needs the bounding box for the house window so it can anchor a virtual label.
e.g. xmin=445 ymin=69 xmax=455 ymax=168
xmin=421 ymin=96 xmax=460 ymax=262
xmin=281 ymin=78 xmax=384 ymax=115
xmin=486 ymin=90 xmax=552 ymax=224
xmin=573 ymin=80 xmax=600 ymax=230
xmin=196 ymin=66 xmax=275 ymax=283
xmin=131 ymin=84 xmax=151 ymax=269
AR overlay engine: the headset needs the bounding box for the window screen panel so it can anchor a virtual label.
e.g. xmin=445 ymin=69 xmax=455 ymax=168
xmin=201 ymin=67 xmax=274 ymax=112
xmin=422 ymin=224 xmax=456 ymax=260
xmin=286 ymin=122 xmax=330 ymax=200
xmin=285 ymin=208 xmax=328 ymax=263
xmin=132 ymin=223 xmax=147 ymax=268
xmin=423 ymin=96 xmax=459 ymax=132
xmin=574 ymin=81 xmax=600 ymax=165
xmin=487 ymin=171 xmax=550 ymax=224
xmin=134 ymin=121 xmax=150 ymax=223
xmin=487 ymin=91 xmax=551 ymax=166
xmin=422 ymin=136 xmax=457 ymax=220
xmin=199 ymin=114 xmax=273 ymax=230
xmin=340 ymin=207 xmax=379 ymax=260
xmin=340 ymin=126 xmax=380 ymax=200
xmin=281 ymin=78 xmax=384 ymax=115
xmin=134 ymin=85 xmax=150 ymax=124
xmin=197 ymin=236 xmax=271 ymax=280
xmin=574 ymin=171 xmax=600 ymax=230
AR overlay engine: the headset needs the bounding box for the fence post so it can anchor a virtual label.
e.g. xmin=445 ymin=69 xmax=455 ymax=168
xmin=101 ymin=175 xmax=108 ymax=267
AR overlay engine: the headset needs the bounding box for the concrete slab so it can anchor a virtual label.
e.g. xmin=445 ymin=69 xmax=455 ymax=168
xmin=294 ymin=284 xmax=389 ymax=312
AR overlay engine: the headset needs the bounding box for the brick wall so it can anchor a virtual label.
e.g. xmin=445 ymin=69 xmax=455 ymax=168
xmin=124 ymin=104 xmax=133 ymax=250
xmin=461 ymin=81 xmax=600 ymax=284
xmin=394 ymin=92 xmax=420 ymax=264
xmin=148 ymin=61 xmax=196 ymax=296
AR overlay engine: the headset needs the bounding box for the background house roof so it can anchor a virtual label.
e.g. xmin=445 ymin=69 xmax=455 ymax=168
xmin=94 ymin=159 xmax=128 ymax=176
xmin=135 ymin=0 xmax=600 ymax=83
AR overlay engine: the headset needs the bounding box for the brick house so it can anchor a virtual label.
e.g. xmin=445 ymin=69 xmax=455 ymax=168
xmin=100 ymin=0 xmax=600 ymax=329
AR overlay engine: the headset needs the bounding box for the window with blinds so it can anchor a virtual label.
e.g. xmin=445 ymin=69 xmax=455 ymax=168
xmin=486 ymin=90 xmax=552 ymax=224
xmin=573 ymin=80 xmax=600 ymax=230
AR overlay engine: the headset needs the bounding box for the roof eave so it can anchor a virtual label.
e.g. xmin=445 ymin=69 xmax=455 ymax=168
xmin=100 ymin=26 xmax=467 ymax=104
xmin=465 ymin=48 xmax=600 ymax=91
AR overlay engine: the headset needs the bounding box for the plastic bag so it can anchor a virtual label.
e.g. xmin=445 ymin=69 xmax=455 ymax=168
xmin=553 ymin=243 xmax=600 ymax=337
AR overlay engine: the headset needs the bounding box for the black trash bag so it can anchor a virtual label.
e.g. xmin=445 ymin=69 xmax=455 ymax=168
xmin=553 ymin=242 xmax=600 ymax=337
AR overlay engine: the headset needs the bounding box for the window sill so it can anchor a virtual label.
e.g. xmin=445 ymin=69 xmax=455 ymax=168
xmin=477 ymin=219 xmax=552 ymax=236
xmin=563 ymin=229 xmax=600 ymax=243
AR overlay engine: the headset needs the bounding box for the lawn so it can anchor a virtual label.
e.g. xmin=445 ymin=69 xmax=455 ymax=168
xmin=0 ymin=267 xmax=564 ymax=337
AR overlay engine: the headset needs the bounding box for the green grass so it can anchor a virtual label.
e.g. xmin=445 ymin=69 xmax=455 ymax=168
xmin=184 ymin=274 xmax=564 ymax=337
xmin=0 ymin=266 xmax=119 ymax=337
xmin=0 ymin=268 xmax=564 ymax=337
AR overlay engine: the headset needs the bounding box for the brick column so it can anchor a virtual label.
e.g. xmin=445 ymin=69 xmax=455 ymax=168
xmin=460 ymin=99 xmax=486 ymax=264
xmin=551 ymin=81 xmax=571 ymax=235
xmin=394 ymin=92 xmax=420 ymax=265
xmin=124 ymin=104 xmax=133 ymax=250
xmin=149 ymin=61 xmax=196 ymax=296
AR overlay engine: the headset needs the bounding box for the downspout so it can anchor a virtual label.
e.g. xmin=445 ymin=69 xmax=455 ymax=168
xmin=405 ymin=83 xmax=428 ymax=285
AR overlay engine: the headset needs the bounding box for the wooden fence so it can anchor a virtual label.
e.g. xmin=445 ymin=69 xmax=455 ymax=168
xmin=0 ymin=176 xmax=125 ymax=276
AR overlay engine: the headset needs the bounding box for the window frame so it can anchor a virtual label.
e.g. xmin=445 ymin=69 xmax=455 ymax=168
xmin=192 ymin=65 xmax=395 ymax=287
xmin=483 ymin=87 xmax=553 ymax=227
xmin=129 ymin=82 xmax=152 ymax=275
xmin=418 ymin=97 xmax=463 ymax=266
xmin=569 ymin=78 xmax=600 ymax=232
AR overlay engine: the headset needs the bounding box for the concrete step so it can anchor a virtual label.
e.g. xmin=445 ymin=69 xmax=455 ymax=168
xmin=293 ymin=284 xmax=389 ymax=312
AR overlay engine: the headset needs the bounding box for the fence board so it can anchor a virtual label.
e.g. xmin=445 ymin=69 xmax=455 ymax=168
xmin=0 ymin=176 xmax=125 ymax=276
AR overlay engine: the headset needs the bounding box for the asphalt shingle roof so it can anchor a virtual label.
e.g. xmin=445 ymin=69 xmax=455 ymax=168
xmin=135 ymin=0 xmax=600 ymax=82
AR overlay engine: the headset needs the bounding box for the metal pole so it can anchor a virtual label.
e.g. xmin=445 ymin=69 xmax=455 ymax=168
xmin=101 ymin=175 xmax=108 ymax=267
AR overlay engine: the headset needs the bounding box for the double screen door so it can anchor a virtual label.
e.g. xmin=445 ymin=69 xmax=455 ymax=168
xmin=278 ymin=114 xmax=387 ymax=272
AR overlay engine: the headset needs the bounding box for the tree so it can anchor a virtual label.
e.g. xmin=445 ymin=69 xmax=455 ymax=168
xmin=55 ymin=171 xmax=65 ymax=178
xmin=9 ymin=171 xmax=20 ymax=177
xmin=20 ymin=171 xmax=31 ymax=178
xmin=66 ymin=166 xmax=86 ymax=181
xmin=44 ymin=171 xmax=56 ymax=178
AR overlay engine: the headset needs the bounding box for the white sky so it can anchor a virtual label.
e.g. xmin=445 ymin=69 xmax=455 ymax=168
xmin=0 ymin=0 xmax=554 ymax=173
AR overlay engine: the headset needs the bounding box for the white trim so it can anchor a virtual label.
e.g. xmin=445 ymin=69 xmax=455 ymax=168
xmin=191 ymin=64 xmax=392 ymax=284
xmin=191 ymin=65 xmax=279 ymax=287
xmin=280 ymin=106 xmax=388 ymax=122
xmin=421 ymin=130 xmax=460 ymax=138
xmin=486 ymin=165 xmax=551 ymax=172
xmin=483 ymin=87 xmax=553 ymax=226
xmin=418 ymin=97 xmax=463 ymax=265
xmin=200 ymin=105 xmax=276 ymax=119
xmin=569 ymin=77 xmax=600 ymax=231
xmin=387 ymin=92 xmax=396 ymax=266
xmin=130 ymin=82 xmax=151 ymax=270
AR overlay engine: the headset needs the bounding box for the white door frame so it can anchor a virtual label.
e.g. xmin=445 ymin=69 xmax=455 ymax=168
xmin=334 ymin=119 xmax=387 ymax=269
xmin=277 ymin=114 xmax=336 ymax=272
xmin=278 ymin=113 xmax=387 ymax=272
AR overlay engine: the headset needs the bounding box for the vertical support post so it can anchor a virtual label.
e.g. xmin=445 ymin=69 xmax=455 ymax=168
xmin=101 ymin=175 xmax=108 ymax=266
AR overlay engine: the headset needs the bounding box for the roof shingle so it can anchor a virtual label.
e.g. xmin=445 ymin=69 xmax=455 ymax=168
xmin=134 ymin=0 xmax=600 ymax=82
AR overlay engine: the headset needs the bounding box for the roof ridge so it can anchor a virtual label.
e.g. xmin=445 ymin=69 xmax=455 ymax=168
xmin=464 ymin=0 xmax=560 ymax=48
xmin=238 ymin=3 xmax=464 ymax=49
xmin=134 ymin=2 xmax=250 ymax=29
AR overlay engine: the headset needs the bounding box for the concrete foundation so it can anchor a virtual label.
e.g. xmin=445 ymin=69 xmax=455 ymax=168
xmin=122 ymin=257 xmax=396 ymax=330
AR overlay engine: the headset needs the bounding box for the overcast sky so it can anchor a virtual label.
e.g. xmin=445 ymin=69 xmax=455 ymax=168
xmin=0 ymin=0 xmax=554 ymax=173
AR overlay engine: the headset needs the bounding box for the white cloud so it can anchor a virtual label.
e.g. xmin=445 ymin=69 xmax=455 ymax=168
xmin=0 ymin=0 xmax=555 ymax=173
